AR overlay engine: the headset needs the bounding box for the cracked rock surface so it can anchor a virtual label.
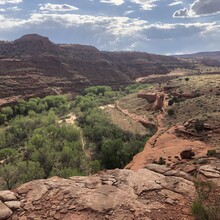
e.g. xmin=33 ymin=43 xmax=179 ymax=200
xmin=0 ymin=164 xmax=199 ymax=220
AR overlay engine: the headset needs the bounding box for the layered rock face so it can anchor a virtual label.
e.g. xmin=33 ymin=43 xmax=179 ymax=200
xmin=0 ymin=164 xmax=197 ymax=220
xmin=137 ymin=92 xmax=165 ymax=110
xmin=0 ymin=34 xmax=191 ymax=106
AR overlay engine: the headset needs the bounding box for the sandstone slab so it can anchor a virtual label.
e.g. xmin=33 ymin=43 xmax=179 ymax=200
xmin=0 ymin=191 xmax=17 ymax=202
xmin=0 ymin=201 xmax=13 ymax=220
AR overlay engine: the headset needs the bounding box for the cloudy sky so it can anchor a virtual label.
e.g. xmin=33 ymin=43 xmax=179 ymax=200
xmin=0 ymin=0 xmax=220 ymax=54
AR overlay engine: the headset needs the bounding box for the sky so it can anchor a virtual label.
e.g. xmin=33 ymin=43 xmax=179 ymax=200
xmin=0 ymin=0 xmax=220 ymax=54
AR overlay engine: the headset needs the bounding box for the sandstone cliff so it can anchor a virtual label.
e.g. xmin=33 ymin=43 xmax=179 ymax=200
xmin=0 ymin=34 xmax=191 ymax=106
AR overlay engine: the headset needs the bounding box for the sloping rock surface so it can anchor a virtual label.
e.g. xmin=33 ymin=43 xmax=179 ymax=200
xmin=0 ymin=165 xmax=197 ymax=220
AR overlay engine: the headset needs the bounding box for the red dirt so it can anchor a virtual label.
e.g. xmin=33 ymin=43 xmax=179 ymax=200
xmin=125 ymin=94 xmax=212 ymax=171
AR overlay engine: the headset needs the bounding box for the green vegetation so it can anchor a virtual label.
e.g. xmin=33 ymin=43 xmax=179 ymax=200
xmin=168 ymin=99 xmax=174 ymax=106
xmin=167 ymin=108 xmax=175 ymax=116
xmin=153 ymin=157 xmax=166 ymax=165
xmin=72 ymin=86 xmax=148 ymax=170
xmin=195 ymin=119 xmax=205 ymax=133
xmin=0 ymin=85 xmax=149 ymax=189
xmin=191 ymin=181 xmax=220 ymax=220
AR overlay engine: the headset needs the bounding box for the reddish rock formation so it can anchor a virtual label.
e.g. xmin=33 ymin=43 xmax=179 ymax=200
xmin=137 ymin=92 xmax=165 ymax=111
xmin=0 ymin=34 xmax=190 ymax=106
xmin=153 ymin=93 xmax=165 ymax=110
xmin=0 ymin=165 xmax=197 ymax=220
xmin=137 ymin=92 xmax=157 ymax=103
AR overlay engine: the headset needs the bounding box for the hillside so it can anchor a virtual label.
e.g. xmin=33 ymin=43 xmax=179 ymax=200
xmin=175 ymin=51 xmax=220 ymax=67
xmin=175 ymin=51 xmax=220 ymax=60
xmin=0 ymin=34 xmax=190 ymax=106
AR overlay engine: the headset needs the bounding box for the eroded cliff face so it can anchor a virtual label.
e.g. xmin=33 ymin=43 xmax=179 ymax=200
xmin=0 ymin=34 xmax=191 ymax=106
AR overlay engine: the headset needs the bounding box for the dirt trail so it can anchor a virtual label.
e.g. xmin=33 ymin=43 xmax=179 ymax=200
xmin=125 ymin=95 xmax=211 ymax=171
xmin=115 ymin=101 xmax=156 ymax=129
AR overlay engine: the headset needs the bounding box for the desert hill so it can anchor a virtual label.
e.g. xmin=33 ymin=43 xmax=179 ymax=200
xmin=175 ymin=51 xmax=220 ymax=67
xmin=175 ymin=51 xmax=220 ymax=60
xmin=0 ymin=34 xmax=190 ymax=106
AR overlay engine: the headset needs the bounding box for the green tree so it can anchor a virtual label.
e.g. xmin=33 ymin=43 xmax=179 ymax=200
xmin=1 ymin=106 xmax=13 ymax=119
xmin=0 ymin=113 xmax=6 ymax=125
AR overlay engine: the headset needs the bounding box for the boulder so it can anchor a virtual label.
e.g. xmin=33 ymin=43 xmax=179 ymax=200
xmin=4 ymin=201 xmax=21 ymax=210
xmin=0 ymin=201 xmax=13 ymax=220
xmin=0 ymin=191 xmax=17 ymax=202
xmin=180 ymin=149 xmax=195 ymax=159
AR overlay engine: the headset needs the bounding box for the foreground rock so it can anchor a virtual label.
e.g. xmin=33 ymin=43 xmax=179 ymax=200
xmin=0 ymin=201 xmax=13 ymax=220
xmin=0 ymin=165 xmax=197 ymax=220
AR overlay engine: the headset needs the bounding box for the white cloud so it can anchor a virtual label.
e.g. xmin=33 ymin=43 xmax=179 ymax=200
xmin=168 ymin=1 xmax=182 ymax=7
xmin=173 ymin=0 xmax=220 ymax=18
xmin=100 ymin=0 xmax=124 ymax=6
xmin=0 ymin=12 xmax=215 ymax=39
xmin=100 ymin=0 xmax=158 ymax=10
xmin=39 ymin=3 xmax=79 ymax=12
xmin=123 ymin=10 xmax=134 ymax=15
xmin=130 ymin=0 xmax=158 ymax=10
xmin=0 ymin=12 xmax=219 ymax=53
xmin=173 ymin=8 xmax=189 ymax=17
xmin=0 ymin=0 xmax=22 ymax=4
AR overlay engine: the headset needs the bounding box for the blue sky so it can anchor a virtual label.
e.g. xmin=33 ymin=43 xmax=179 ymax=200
xmin=0 ymin=0 xmax=220 ymax=54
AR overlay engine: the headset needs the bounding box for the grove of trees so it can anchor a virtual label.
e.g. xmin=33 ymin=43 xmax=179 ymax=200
xmin=0 ymin=85 xmax=149 ymax=189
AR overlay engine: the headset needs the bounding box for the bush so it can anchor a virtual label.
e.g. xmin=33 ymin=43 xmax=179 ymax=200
xmin=167 ymin=108 xmax=175 ymax=116
xmin=172 ymin=96 xmax=180 ymax=103
xmin=158 ymin=157 xmax=166 ymax=165
xmin=168 ymin=99 xmax=174 ymax=106
xmin=0 ymin=114 xmax=6 ymax=125
xmin=207 ymin=150 xmax=217 ymax=157
xmin=191 ymin=199 xmax=208 ymax=220
xmin=195 ymin=119 xmax=205 ymax=132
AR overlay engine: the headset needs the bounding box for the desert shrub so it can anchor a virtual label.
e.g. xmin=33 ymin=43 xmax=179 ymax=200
xmin=172 ymin=96 xmax=180 ymax=103
xmin=191 ymin=199 xmax=208 ymax=220
xmin=158 ymin=157 xmax=166 ymax=165
xmin=207 ymin=150 xmax=216 ymax=157
xmin=206 ymin=150 xmax=217 ymax=157
xmin=195 ymin=119 xmax=205 ymax=132
xmin=191 ymin=181 xmax=220 ymax=220
xmin=168 ymin=99 xmax=174 ymax=106
xmin=185 ymin=77 xmax=189 ymax=81
xmin=167 ymin=108 xmax=175 ymax=116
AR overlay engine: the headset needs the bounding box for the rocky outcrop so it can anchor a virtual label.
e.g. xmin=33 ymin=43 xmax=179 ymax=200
xmin=137 ymin=92 xmax=157 ymax=103
xmin=0 ymin=165 xmax=197 ymax=220
xmin=0 ymin=191 xmax=20 ymax=220
xmin=153 ymin=93 xmax=165 ymax=110
xmin=137 ymin=92 xmax=165 ymax=111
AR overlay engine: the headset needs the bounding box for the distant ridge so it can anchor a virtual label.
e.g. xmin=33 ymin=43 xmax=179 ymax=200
xmin=0 ymin=34 xmax=191 ymax=105
xmin=175 ymin=51 xmax=220 ymax=60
